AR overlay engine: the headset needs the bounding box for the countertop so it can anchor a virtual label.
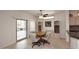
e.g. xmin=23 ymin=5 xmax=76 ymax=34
xmin=69 ymin=32 xmax=79 ymax=39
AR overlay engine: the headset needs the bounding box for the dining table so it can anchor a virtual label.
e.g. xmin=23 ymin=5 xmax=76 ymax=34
xmin=36 ymin=31 xmax=50 ymax=45
xmin=36 ymin=31 xmax=46 ymax=38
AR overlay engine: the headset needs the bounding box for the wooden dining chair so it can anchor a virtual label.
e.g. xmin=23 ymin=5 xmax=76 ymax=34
xmin=30 ymin=33 xmax=41 ymax=48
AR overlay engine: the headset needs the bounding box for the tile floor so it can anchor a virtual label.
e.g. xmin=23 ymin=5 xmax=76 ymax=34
xmin=4 ymin=33 xmax=70 ymax=49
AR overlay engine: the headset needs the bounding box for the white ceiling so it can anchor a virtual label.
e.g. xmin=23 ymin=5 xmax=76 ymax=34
xmin=24 ymin=10 xmax=65 ymax=17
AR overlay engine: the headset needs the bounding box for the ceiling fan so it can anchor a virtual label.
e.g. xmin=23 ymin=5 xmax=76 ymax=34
xmin=39 ymin=10 xmax=54 ymax=19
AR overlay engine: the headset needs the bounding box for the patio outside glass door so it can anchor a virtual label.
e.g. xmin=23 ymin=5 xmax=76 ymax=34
xmin=17 ymin=20 xmax=27 ymax=41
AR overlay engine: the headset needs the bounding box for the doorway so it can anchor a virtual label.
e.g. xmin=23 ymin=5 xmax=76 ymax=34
xmin=38 ymin=22 xmax=43 ymax=31
xmin=16 ymin=19 xmax=27 ymax=41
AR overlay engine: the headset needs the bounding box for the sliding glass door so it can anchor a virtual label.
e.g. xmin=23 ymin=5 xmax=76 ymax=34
xmin=17 ymin=20 xmax=27 ymax=41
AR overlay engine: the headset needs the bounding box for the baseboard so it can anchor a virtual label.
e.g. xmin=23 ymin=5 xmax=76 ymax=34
xmin=0 ymin=42 xmax=16 ymax=49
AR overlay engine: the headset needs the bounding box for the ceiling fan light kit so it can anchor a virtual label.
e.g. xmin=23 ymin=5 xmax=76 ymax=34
xmin=39 ymin=10 xmax=54 ymax=19
xmin=39 ymin=16 xmax=54 ymax=19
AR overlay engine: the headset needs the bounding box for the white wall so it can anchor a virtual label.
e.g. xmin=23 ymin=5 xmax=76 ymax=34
xmin=0 ymin=11 xmax=37 ymax=48
xmin=56 ymin=12 xmax=66 ymax=39
xmin=57 ymin=11 xmax=69 ymax=42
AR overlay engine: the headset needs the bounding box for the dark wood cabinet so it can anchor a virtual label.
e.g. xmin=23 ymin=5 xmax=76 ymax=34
xmin=69 ymin=25 xmax=79 ymax=32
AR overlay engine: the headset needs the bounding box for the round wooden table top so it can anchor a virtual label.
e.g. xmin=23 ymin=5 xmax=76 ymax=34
xmin=36 ymin=31 xmax=46 ymax=37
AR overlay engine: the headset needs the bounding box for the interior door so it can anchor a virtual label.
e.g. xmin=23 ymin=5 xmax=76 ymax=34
xmin=54 ymin=25 xmax=60 ymax=33
xmin=54 ymin=21 xmax=60 ymax=33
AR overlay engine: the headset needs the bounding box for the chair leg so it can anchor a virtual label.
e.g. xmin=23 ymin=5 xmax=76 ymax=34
xmin=32 ymin=44 xmax=35 ymax=48
xmin=47 ymin=42 xmax=50 ymax=44
xmin=43 ymin=40 xmax=50 ymax=45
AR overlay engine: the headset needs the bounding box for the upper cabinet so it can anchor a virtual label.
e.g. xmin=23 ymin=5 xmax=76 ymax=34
xmin=69 ymin=10 xmax=79 ymax=25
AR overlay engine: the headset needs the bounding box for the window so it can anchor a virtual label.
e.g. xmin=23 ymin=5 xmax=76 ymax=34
xmin=30 ymin=20 xmax=35 ymax=32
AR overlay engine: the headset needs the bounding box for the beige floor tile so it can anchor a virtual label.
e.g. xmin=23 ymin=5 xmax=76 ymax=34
xmin=4 ymin=33 xmax=70 ymax=49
